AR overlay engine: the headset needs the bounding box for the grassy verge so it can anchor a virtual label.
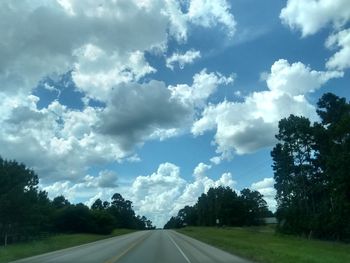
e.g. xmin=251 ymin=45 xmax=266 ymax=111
xmin=0 ymin=229 xmax=135 ymax=263
xmin=177 ymin=226 xmax=350 ymax=263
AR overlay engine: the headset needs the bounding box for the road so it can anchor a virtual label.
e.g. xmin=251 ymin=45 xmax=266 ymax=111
xmin=12 ymin=230 xmax=252 ymax=263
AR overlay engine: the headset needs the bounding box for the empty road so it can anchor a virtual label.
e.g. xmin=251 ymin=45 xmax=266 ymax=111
xmin=12 ymin=230 xmax=252 ymax=263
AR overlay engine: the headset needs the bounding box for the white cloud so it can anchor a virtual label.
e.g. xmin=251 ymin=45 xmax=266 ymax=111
xmin=164 ymin=0 xmax=236 ymax=42
xmin=166 ymin=49 xmax=201 ymax=70
xmin=187 ymin=0 xmax=236 ymax=37
xmin=128 ymin=162 xmax=236 ymax=227
xmin=43 ymin=172 xmax=118 ymax=204
xmin=0 ymin=96 xmax=128 ymax=183
xmin=326 ymin=28 xmax=350 ymax=70
xmin=0 ymin=0 xmax=171 ymax=118
xmin=280 ymin=0 xmax=350 ymax=37
xmin=170 ymin=69 xmax=234 ymax=108
xmin=210 ymin=156 xmax=222 ymax=165
xmin=72 ymin=47 xmax=156 ymax=101
xmin=0 ymin=0 xmax=236 ymax=101
xmin=128 ymin=163 xmax=186 ymax=227
xmin=267 ymin=59 xmax=343 ymax=96
xmin=193 ymin=162 xmax=212 ymax=179
xmin=41 ymin=161 xmax=236 ymax=227
xmin=0 ymin=67 xmax=232 ymax=185
xmin=251 ymin=177 xmax=276 ymax=212
xmin=192 ymin=59 xmax=342 ymax=156
xmin=163 ymin=0 xmax=188 ymax=41
xmin=280 ymin=1 xmax=350 ymax=72
xmin=0 ymin=0 xmax=238 ymax=183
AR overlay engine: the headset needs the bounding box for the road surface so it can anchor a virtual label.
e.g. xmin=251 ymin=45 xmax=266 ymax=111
xmin=12 ymin=230 xmax=252 ymax=263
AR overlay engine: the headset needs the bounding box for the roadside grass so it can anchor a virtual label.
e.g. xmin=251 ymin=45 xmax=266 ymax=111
xmin=0 ymin=229 xmax=135 ymax=263
xmin=177 ymin=226 xmax=350 ymax=263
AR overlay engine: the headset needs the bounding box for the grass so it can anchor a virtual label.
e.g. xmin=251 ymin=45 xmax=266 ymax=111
xmin=0 ymin=229 xmax=135 ymax=263
xmin=177 ymin=226 xmax=350 ymax=263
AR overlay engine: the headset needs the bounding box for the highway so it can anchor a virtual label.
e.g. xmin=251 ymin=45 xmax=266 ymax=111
xmin=12 ymin=230 xmax=252 ymax=263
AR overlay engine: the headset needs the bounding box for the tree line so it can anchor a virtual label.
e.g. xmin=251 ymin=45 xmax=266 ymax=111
xmin=0 ymin=158 xmax=154 ymax=246
xmin=164 ymin=186 xmax=273 ymax=229
xmin=272 ymin=93 xmax=350 ymax=241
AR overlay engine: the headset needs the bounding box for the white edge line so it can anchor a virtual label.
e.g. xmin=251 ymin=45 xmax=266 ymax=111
xmin=167 ymin=232 xmax=191 ymax=263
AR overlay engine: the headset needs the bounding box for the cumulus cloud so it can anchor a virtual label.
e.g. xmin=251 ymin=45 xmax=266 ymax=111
xmin=170 ymin=69 xmax=234 ymax=108
xmin=0 ymin=0 xmax=238 ymax=185
xmin=326 ymin=28 xmax=350 ymax=70
xmin=41 ymin=161 xmax=236 ymax=227
xmin=43 ymin=171 xmax=119 ymax=203
xmin=128 ymin=162 xmax=236 ymax=227
xmin=0 ymin=1 xmax=166 ymax=97
xmin=166 ymin=49 xmax=201 ymax=70
xmin=267 ymin=59 xmax=343 ymax=95
xmin=193 ymin=162 xmax=211 ymax=179
xmin=251 ymin=177 xmax=276 ymax=212
xmin=0 ymin=66 xmax=233 ymax=183
xmin=0 ymin=0 xmax=238 ymax=183
xmin=0 ymin=0 xmax=236 ymax=100
xmin=280 ymin=1 xmax=350 ymax=73
xmin=187 ymin=0 xmax=236 ymax=37
xmin=96 ymin=69 xmax=232 ymax=150
xmin=0 ymin=94 xmax=133 ymax=183
xmin=72 ymin=47 xmax=156 ymax=101
xmin=192 ymin=59 xmax=343 ymax=156
xmin=96 ymin=170 xmax=118 ymax=188
xmin=164 ymin=0 xmax=236 ymax=41
xmin=96 ymin=80 xmax=192 ymax=150
xmin=280 ymin=0 xmax=350 ymax=37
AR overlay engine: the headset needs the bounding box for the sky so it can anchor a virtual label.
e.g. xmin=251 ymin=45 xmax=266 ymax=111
xmin=1 ymin=0 xmax=350 ymax=227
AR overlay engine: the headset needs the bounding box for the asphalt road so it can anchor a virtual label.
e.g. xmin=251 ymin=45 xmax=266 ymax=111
xmin=12 ymin=230 xmax=252 ymax=263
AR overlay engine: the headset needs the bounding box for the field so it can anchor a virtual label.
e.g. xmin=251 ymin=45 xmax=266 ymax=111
xmin=178 ymin=226 xmax=350 ymax=263
xmin=0 ymin=229 xmax=134 ymax=263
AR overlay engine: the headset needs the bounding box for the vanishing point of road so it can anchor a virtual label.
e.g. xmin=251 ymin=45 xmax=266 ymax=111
xmin=12 ymin=230 xmax=252 ymax=263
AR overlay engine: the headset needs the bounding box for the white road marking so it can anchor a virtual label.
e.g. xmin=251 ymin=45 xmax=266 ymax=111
xmin=167 ymin=232 xmax=191 ymax=263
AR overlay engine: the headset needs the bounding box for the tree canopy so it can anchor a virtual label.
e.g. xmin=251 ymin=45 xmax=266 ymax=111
xmin=164 ymin=186 xmax=271 ymax=229
xmin=0 ymin=157 xmax=154 ymax=246
xmin=272 ymin=93 xmax=350 ymax=240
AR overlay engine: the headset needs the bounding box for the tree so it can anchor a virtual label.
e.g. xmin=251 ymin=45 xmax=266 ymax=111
xmin=240 ymin=188 xmax=269 ymax=225
xmin=91 ymin=198 xmax=104 ymax=211
xmin=52 ymin=195 xmax=70 ymax=209
xmin=108 ymin=193 xmax=139 ymax=229
xmin=91 ymin=210 xmax=115 ymax=234
xmin=178 ymin=206 xmax=198 ymax=226
xmin=0 ymin=157 xmax=42 ymax=245
xmin=271 ymin=93 xmax=350 ymax=240
xmin=164 ymin=186 xmax=271 ymax=229
xmin=271 ymin=115 xmax=317 ymax=236
xmin=316 ymin=93 xmax=350 ymax=239
xmin=164 ymin=216 xmax=183 ymax=229
xmin=54 ymin=203 xmax=94 ymax=233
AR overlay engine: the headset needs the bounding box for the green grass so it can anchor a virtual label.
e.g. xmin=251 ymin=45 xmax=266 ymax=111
xmin=177 ymin=226 xmax=350 ymax=263
xmin=0 ymin=229 xmax=135 ymax=263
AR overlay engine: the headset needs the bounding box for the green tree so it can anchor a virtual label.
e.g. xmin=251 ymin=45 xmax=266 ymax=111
xmin=52 ymin=195 xmax=70 ymax=209
xmin=316 ymin=93 xmax=350 ymax=239
xmin=54 ymin=203 xmax=94 ymax=233
xmin=271 ymin=115 xmax=317 ymax=236
xmin=271 ymin=93 xmax=350 ymax=240
xmin=240 ymin=188 xmax=269 ymax=226
xmin=0 ymin=157 xmax=42 ymax=245
xmin=91 ymin=198 xmax=104 ymax=211
xmin=165 ymin=186 xmax=271 ymax=229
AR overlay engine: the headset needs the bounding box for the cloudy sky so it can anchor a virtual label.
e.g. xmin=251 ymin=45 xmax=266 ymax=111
xmin=1 ymin=0 xmax=350 ymax=227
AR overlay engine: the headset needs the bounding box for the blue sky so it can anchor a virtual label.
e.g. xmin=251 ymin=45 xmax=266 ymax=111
xmin=1 ymin=0 xmax=350 ymax=227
